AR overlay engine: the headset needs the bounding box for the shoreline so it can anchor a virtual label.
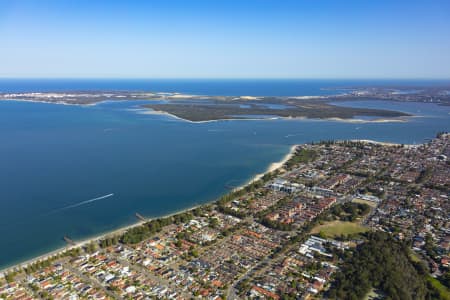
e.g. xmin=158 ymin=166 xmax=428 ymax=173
xmin=0 ymin=98 xmax=411 ymax=124
xmin=0 ymin=132 xmax=439 ymax=275
xmin=349 ymin=139 xmax=419 ymax=147
xmin=0 ymin=202 xmax=208 ymax=275
xmin=137 ymin=107 xmax=410 ymax=124
xmin=0 ymin=145 xmax=298 ymax=276
xmin=0 ymin=98 xmax=434 ymax=274
xmin=0 ymin=136 xmax=425 ymax=274
xmin=235 ymin=144 xmax=297 ymax=191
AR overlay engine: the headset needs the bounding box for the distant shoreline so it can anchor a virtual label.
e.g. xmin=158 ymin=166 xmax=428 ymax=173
xmin=350 ymin=139 xmax=419 ymax=147
xmin=0 ymin=97 xmax=431 ymax=274
xmin=0 ymin=98 xmax=410 ymax=124
xmin=139 ymin=107 xmax=410 ymax=124
xmin=0 ymin=91 xmax=415 ymax=124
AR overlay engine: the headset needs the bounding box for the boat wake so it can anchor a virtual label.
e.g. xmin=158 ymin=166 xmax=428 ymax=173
xmin=44 ymin=193 xmax=114 ymax=215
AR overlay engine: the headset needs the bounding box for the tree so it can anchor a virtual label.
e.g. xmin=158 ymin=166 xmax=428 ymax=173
xmin=86 ymin=242 xmax=97 ymax=253
xmin=327 ymin=232 xmax=433 ymax=299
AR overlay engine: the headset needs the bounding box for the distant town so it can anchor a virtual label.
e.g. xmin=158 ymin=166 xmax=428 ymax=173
xmin=1 ymin=133 xmax=449 ymax=299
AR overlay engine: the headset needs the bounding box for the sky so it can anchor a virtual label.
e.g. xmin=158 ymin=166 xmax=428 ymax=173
xmin=0 ymin=0 xmax=449 ymax=79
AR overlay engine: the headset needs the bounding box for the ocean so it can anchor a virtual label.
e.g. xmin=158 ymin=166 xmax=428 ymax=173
xmin=0 ymin=79 xmax=449 ymax=269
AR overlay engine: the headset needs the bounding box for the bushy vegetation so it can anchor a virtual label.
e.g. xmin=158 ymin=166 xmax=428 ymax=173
xmin=98 ymin=236 xmax=119 ymax=249
xmin=428 ymin=276 xmax=450 ymax=300
xmin=327 ymin=231 xmax=439 ymax=300
xmin=121 ymin=211 xmax=194 ymax=244
xmin=440 ymin=271 xmax=450 ymax=290
xmin=329 ymin=202 xmax=371 ymax=222
xmin=285 ymin=148 xmax=317 ymax=168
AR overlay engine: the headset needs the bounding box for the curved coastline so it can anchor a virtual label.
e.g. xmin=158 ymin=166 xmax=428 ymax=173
xmin=0 ymin=98 xmax=412 ymax=124
xmin=0 ymin=144 xmax=298 ymax=275
xmin=236 ymin=144 xmax=297 ymax=190
xmin=0 ymin=138 xmax=422 ymax=274
xmin=0 ymin=97 xmax=436 ymax=274
xmin=136 ymin=107 xmax=410 ymax=124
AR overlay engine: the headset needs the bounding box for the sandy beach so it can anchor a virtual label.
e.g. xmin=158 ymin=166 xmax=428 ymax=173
xmin=137 ymin=108 xmax=411 ymax=124
xmin=0 ymin=98 xmax=427 ymax=275
xmin=0 ymin=201 xmax=211 ymax=276
xmin=138 ymin=108 xmax=282 ymax=123
xmin=0 ymin=98 xmax=412 ymax=124
xmin=0 ymin=136 xmax=428 ymax=275
xmin=350 ymin=139 xmax=419 ymax=147
xmin=324 ymin=117 xmax=409 ymax=123
xmin=234 ymin=144 xmax=298 ymax=192
xmin=0 ymin=145 xmax=297 ymax=276
xmin=0 ymin=220 xmax=144 ymax=276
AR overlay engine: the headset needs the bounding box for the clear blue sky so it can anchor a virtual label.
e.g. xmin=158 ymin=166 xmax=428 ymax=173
xmin=0 ymin=0 xmax=449 ymax=79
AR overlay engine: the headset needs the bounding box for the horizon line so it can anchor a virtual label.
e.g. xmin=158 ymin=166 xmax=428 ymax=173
xmin=1 ymin=77 xmax=450 ymax=81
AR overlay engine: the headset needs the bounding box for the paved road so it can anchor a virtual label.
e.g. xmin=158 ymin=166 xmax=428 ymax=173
xmin=63 ymin=261 xmax=121 ymax=300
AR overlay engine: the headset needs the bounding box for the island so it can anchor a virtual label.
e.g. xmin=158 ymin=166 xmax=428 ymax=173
xmin=2 ymin=85 xmax=450 ymax=122
xmin=1 ymin=133 xmax=449 ymax=299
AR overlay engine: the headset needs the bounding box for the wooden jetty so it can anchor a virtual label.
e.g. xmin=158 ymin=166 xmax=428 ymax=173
xmin=63 ymin=235 xmax=76 ymax=246
xmin=135 ymin=213 xmax=147 ymax=222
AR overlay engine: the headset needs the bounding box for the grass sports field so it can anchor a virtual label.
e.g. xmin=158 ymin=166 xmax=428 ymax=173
xmin=311 ymin=220 xmax=369 ymax=238
xmin=352 ymin=198 xmax=378 ymax=208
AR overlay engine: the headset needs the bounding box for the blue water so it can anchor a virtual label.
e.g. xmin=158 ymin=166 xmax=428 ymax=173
xmin=0 ymin=79 xmax=449 ymax=269
xmin=1 ymin=78 xmax=449 ymax=96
